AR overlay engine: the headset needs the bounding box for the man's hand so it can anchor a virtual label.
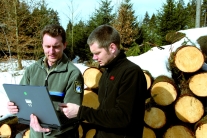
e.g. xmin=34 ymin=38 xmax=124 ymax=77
xmin=59 ymin=103 xmax=80 ymax=118
xmin=30 ymin=114 xmax=50 ymax=132
xmin=7 ymin=102 xmax=18 ymax=114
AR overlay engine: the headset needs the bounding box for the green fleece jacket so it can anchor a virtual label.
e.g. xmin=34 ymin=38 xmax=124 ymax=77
xmin=20 ymin=54 xmax=84 ymax=138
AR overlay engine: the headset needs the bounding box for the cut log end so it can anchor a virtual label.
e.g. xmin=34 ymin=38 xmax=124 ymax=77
xmin=195 ymin=124 xmax=207 ymax=138
xmin=189 ymin=72 xmax=207 ymax=97
xmin=174 ymin=46 xmax=204 ymax=72
xmin=82 ymin=90 xmax=99 ymax=109
xmin=151 ymin=82 xmax=177 ymax=106
xmin=144 ymin=107 xmax=166 ymax=129
xmin=83 ymin=67 xmax=102 ymax=89
xmin=142 ymin=126 xmax=156 ymax=138
xmin=0 ymin=124 xmax=11 ymax=138
xmin=163 ymin=125 xmax=194 ymax=138
xmin=85 ymin=129 xmax=96 ymax=138
xmin=175 ymin=95 xmax=204 ymax=123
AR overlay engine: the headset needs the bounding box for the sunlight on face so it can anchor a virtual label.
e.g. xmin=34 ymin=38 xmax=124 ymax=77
xmin=89 ymin=42 xmax=113 ymax=66
xmin=42 ymin=34 xmax=66 ymax=66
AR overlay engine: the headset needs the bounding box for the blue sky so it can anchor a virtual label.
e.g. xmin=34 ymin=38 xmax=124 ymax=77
xmin=46 ymin=0 xmax=190 ymax=29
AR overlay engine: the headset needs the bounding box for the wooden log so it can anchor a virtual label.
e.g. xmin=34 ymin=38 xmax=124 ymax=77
xmin=188 ymin=72 xmax=207 ymax=97
xmin=85 ymin=129 xmax=96 ymax=138
xmin=82 ymin=90 xmax=99 ymax=124
xmin=163 ymin=125 xmax=194 ymax=138
xmin=150 ymin=75 xmax=178 ymax=106
xmin=143 ymin=126 xmax=156 ymax=138
xmin=144 ymin=107 xmax=166 ymax=129
xmin=143 ymin=70 xmax=153 ymax=90
xmin=175 ymin=95 xmax=204 ymax=123
xmin=83 ymin=67 xmax=102 ymax=89
xmin=194 ymin=115 xmax=207 ymax=138
xmin=22 ymin=129 xmax=30 ymax=138
xmin=78 ymin=125 xmax=83 ymax=138
xmin=82 ymin=90 xmax=99 ymax=109
xmin=0 ymin=124 xmax=11 ymax=138
xmin=173 ymin=45 xmax=204 ymax=73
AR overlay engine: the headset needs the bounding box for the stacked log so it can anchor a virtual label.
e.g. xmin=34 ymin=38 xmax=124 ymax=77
xmin=0 ymin=124 xmax=11 ymax=138
xmin=142 ymin=45 xmax=207 ymax=137
xmin=0 ymin=117 xmax=28 ymax=138
xmin=79 ymin=67 xmax=102 ymax=138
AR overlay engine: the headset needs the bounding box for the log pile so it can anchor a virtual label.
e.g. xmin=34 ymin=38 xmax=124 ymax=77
xmin=143 ymin=45 xmax=207 ymax=137
xmin=79 ymin=44 xmax=207 ymax=137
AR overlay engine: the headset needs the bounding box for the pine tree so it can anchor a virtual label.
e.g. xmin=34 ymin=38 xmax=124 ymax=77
xmin=186 ymin=0 xmax=196 ymax=28
xmin=87 ymin=0 xmax=115 ymax=31
xmin=112 ymin=0 xmax=139 ymax=48
xmin=156 ymin=0 xmax=188 ymax=45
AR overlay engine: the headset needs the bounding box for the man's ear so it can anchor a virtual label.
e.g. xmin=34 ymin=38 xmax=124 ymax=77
xmin=109 ymin=43 xmax=117 ymax=53
xmin=63 ymin=42 xmax=67 ymax=49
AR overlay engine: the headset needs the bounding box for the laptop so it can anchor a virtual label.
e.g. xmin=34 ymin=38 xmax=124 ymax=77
xmin=2 ymin=83 xmax=80 ymax=131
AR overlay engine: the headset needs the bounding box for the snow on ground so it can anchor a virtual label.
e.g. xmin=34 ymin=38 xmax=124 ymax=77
xmin=127 ymin=27 xmax=207 ymax=78
xmin=1 ymin=27 xmax=207 ymax=121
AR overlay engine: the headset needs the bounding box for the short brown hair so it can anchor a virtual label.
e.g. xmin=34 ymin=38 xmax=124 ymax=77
xmin=41 ymin=24 xmax=66 ymax=43
xmin=87 ymin=24 xmax=121 ymax=50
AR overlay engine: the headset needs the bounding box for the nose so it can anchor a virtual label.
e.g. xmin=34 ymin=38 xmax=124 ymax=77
xmin=93 ymin=55 xmax=98 ymax=60
xmin=49 ymin=47 xmax=55 ymax=53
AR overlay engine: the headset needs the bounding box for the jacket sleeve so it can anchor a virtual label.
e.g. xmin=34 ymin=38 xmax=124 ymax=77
xmin=63 ymin=69 xmax=84 ymax=106
xmin=19 ymin=66 xmax=31 ymax=85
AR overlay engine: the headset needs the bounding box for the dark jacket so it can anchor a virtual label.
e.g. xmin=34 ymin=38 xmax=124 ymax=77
xmin=20 ymin=54 xmax=84 ymax=138
xmin=78 ymin=51 xmax=147 ymax=138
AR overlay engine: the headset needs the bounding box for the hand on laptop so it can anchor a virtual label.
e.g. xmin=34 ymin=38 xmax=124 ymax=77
xmin=30 ymin=114 xmax=51 ymax=132
xmin=7 ymin=101 xmax=18 ymax=114
xmin=59 ymin=103 xmax=80 ymax=119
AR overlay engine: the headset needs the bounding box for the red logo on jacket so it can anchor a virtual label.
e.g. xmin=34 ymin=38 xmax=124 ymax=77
xmin=110 ymin=75 xmax=115 ymax=80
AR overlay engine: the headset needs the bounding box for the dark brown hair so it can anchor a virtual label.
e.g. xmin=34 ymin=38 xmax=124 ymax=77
xmin=41 ymin=24 xmax=66 ymax=43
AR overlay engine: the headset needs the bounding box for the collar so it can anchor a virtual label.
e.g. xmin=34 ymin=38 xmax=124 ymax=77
xmin=37 ymin=54 xmax=69 ymax=72
xmin=101 ymin=50 xmax=126 ymax=69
